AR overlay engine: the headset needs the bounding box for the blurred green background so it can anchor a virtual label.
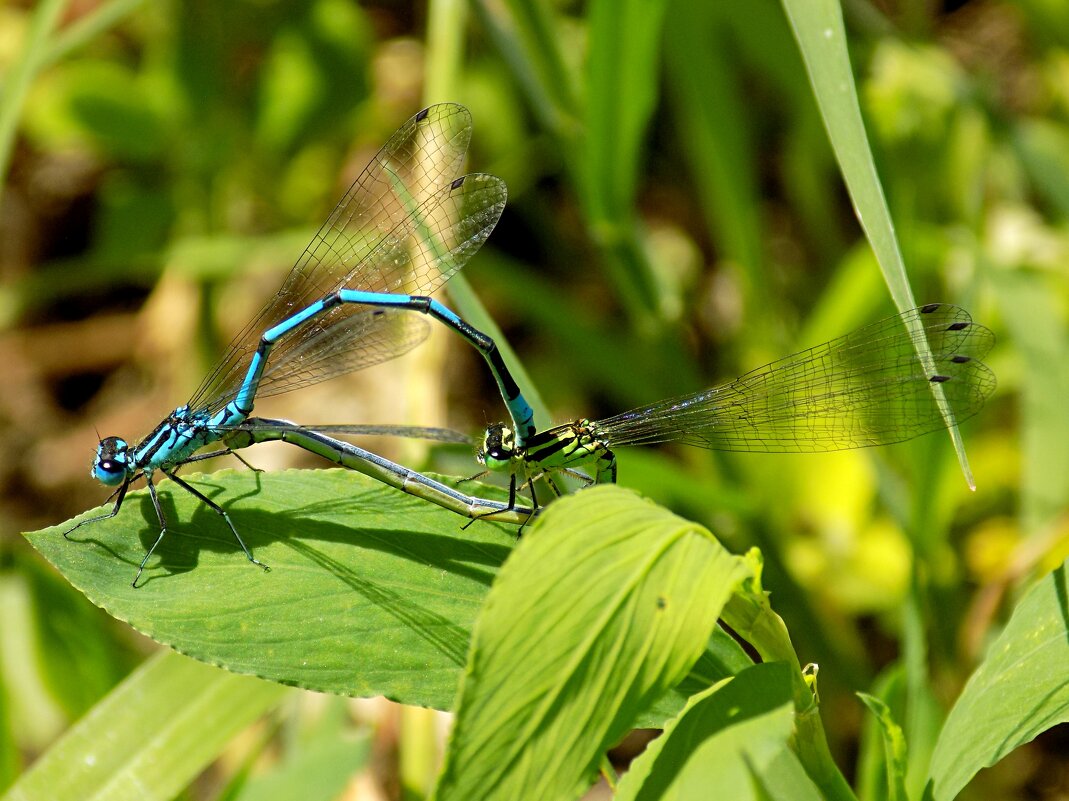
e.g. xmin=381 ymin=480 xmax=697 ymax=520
xmin=0 ymin=0 xmax=1064 ymax=798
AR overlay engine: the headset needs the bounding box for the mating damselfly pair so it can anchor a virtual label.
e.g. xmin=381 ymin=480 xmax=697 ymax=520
xmin=59 ymin=104 xmax=995 ymax=586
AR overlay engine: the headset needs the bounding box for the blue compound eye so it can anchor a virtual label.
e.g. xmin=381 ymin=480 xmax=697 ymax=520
xmin=92 ymin=437 xmax=129 ymax=486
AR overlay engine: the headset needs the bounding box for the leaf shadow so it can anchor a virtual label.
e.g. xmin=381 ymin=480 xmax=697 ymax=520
xmin=286 ymin=536 xmax=472 ymax=668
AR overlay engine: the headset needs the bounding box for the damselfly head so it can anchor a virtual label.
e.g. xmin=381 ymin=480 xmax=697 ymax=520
xmin=92 ymin=437 xmax=130 ymax=486
xmin=478 ymin=423 xmax=515 ymax=472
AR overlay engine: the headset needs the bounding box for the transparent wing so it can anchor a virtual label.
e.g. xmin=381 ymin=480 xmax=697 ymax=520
xmin=198 ymin=172 xmax=507 ymax=412
xmin=188 ymin=104 xmax=492 ymax=411
xmin=597 ymin=304 xmax=996 ymax=453
xmin=251 ymin=310 xmax=431 ymax=400
xmin=213 ymin=418 xmax=474 ymax=445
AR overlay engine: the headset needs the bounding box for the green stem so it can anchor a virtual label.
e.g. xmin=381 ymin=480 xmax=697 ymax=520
xmin=0 ymin=0 xmax=71 ymax=204
xmin=42 ymin=0 xmax=147 ymax=70
xmin=722 ymin=575 xmax=857 ymax=801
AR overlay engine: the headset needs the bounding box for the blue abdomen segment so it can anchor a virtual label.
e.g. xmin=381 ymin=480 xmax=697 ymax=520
xmin=232 ymin=290 xmax=536 ymax=445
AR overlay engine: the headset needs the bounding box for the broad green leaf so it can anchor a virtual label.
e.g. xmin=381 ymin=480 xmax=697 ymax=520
xmin=929 ymin=564 xmax=1069 ymax=801
xmin=25 ymin=468 xmax=518 ymax=708
xmin=721 ymin=550 xmax=857 ymax=801
xmin=616 ymin=662 xmax=820 ymax=801
xmin=780 ymin=0 xmax=975 ymax=485
xmin=232 ymin=727 xmax=369 ymax=801
xmin=3 ymin=650 xmax=286 ymax=801
xmin=433 ymin=485 xmax=751 ymax=801
xmin=28 ymin=468 xmax=728 ymax=724
xmin=857 ymin=693 xmax=908 ymax=801
xmin=23 ymin=557 xmax=137 ymax=721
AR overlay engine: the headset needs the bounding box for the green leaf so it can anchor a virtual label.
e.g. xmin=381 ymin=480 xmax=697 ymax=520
xmin=779 ymin=0 xmax=913 ymax=310
xmin=0 ymin=0 xmax=68 ymax=204
xmin=60 ymin=61 xmax=168 ymax=162
xmin=469 ymin=0 xmax=579 ymax=137
xmin=2 ymin=650 xmax=286 ymax=801
xmin=1015 ymin=118 xmax=1069 ymax=218
xmin=0 ymin=662 xmax=15 ymax=795
xmin=25 ymin=468 xmax=519 ymax=709
xmin=23 ymin=557 xmax=137 ymax=720
xmin=929 ymin=564 xmax=1069 ymax=801
xmin=780 ymin=0 xmax=976 ymax=485
xmin=584 ymin=0 xmax=667 ymax=222
xmin=233 ymin=720 xmax=369 ymax=801
xmin=989 ymin=270 xmax=1069 ymax=532
xmin=857 ymin=693 xmax=908 ymax=801
xmin=433 ymin=485 xmax=752 ymax=801
xmin=720 ymin=551 xmax=857 ymax=801
xmin=579 ymin=0 xmax=666 ymax=325
xmin=617 ymin=662 xmax=821 ymax=801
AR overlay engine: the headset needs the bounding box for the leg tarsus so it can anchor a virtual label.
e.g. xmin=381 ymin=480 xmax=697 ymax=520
xmin=63 ymin=480 xmax=129 ymax=539
xmin=231 ymin=450 xmax=262 ymax=473
xmin=133 ymin=526 xmax=166 ymax=588
xmin=133 ymin=474 xmax=170 ymax=588
xmin=518 ymin=474 xmax=539 ymax=535
xmin=167 ymin=471 xmax=269 ymax=572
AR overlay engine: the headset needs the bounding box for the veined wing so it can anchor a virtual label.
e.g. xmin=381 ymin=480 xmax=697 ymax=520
xmin=187 ymin=104 xmax=481 ymax=412
xmin=251 ymin=309 xmax=430 ymax=400
xmin=596 ymin=304 xmax=996 ymax=453
xmin=198 ymin=172 xmax=506 ymax=412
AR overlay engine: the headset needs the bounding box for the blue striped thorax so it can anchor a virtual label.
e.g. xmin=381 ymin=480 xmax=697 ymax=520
xmin=92 ymin=404 xmax=248 ymax=487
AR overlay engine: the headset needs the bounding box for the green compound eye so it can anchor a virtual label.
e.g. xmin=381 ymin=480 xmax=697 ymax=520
xmin=482 ymin=453 xmax=512 ymax=472
xmin=479 ymin=423 xmax=516 ymax=473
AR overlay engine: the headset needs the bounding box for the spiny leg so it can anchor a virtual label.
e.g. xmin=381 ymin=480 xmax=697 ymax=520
xmin=166 ymin=471 xmax=269 ymax=573
xmin=230 ymin=451 xmax=261 ymax=472
xmin=135 ymin=473 xmax=170 ymax=588
xmin=558 ymin=467 xmax=596 ymax=486
xmin=181 ymin=448 xmax=262 ymax=473
xmin=458 ymin=468 xmax=490 ymax=485
xmin=518 ymin=472 xmax=539 ymax=534
xmin=63 ymin=479 xmax=130 ymax=540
